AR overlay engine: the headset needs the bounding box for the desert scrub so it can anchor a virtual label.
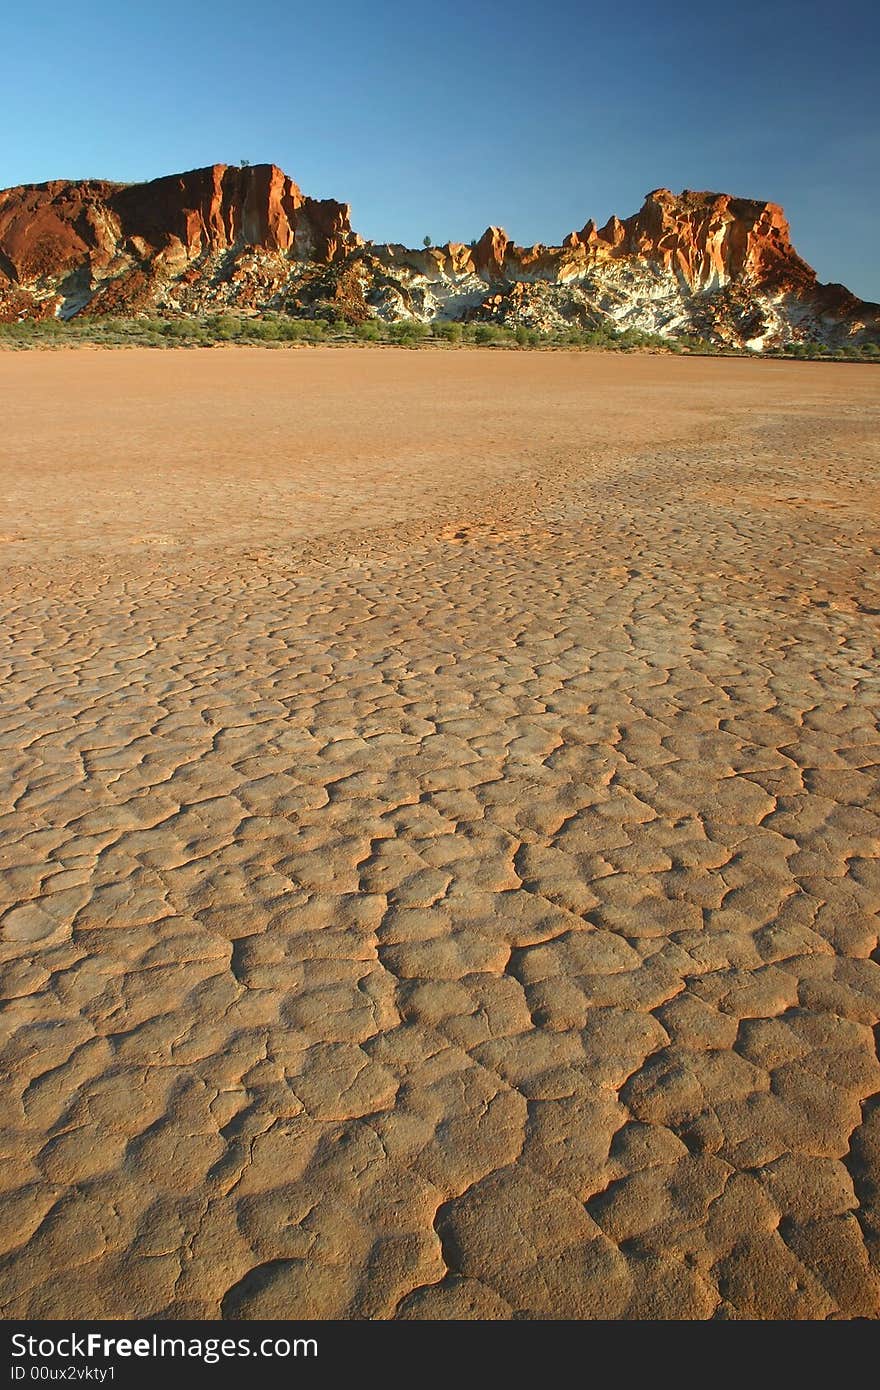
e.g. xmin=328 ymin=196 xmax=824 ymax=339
xmin=432 ymin=321 xmax=463 ymax=344
xmin=387 ymin=320 xmax=430 ymax=346
xmin=0 ymin=313 xmax=876 ymax=359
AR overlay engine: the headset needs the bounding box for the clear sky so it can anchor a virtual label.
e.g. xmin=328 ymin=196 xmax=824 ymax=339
xmin=3 ymin=0 xmax=878 ymax=300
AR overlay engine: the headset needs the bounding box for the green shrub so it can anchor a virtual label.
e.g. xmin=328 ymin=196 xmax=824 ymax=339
xmin=278 ymin=318 xmax=308 ymax=341
xmin=250 ymin=318 xmax=283 ymax=341
xmin=161 ymin=318 xmax=206 ymax=342
xmin=433 ymin=321 xmax=462 ymax=343
xmin=388 ymin=320 xmax=428 ymax=345
xmin=473 ymin=323 xmax=498 ymax=345
xmin=582 ymin=326 xmax=618 ymax=348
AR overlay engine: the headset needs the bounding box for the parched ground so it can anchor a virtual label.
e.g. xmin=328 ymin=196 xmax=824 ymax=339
xmin=1 ymin=347 xmax=879 ymax=1320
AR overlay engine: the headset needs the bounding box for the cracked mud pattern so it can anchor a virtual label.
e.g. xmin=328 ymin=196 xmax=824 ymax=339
xmin=1 ymin=348 xmax=879 ymax=1319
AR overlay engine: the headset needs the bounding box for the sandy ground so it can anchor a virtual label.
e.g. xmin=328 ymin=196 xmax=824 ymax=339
xmin=1 ymin=346 xmax=879 ymax=1320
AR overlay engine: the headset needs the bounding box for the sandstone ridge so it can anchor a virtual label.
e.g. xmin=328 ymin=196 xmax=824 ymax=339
xmin=0 ymin=164 xmax=875 ymax=348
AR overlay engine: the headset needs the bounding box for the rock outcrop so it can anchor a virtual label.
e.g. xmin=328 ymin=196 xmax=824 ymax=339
xmin=0 ymin=164 xmax=876 ymax=349
xmin=0 ymin=164 xmax=359 ymax=321
xmin=563 ymin=190 xmax=800 ymax=290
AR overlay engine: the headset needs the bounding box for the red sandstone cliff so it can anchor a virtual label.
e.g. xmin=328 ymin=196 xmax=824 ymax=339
xmin=365 ymin=189 xmax=820 ymax=294
xmin=0 ymin=163 xmax=358 ymax=307
xmin=561 ymin=189 xmax=811 ymax=290
xmin=0 ymin=165 xmax=875 ymax=347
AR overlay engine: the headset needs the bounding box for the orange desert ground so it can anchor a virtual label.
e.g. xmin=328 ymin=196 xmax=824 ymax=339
xmin=1 ymin=347 xmax=879 ymax=1320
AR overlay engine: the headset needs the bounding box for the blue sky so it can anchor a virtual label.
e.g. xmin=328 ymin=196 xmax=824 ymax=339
xmin=3 ymin=0 xmax=878 ymax=299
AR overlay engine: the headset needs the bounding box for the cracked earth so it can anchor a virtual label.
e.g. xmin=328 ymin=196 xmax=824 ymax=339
xmin=1 ymin=347 xmax=879 ymax=1319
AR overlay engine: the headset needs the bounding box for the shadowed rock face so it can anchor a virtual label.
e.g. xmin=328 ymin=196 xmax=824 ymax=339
xmin=0 ymin=164 xmax=876 ymax=348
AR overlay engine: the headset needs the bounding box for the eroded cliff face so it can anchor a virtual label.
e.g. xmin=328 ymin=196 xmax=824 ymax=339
xmin=0 ymin=164 xmax=359 ymax=320
xmin=566 ymin=189 xmax=813 ymax=292
xmin=349 ymin=188 xmax=877 ymax=350
xmin=0 ymin=166 xmax=876 ymax=348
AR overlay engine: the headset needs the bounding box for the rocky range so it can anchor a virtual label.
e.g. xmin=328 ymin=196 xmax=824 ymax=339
xmin=0 ymin=162 xmax=877 ymax=349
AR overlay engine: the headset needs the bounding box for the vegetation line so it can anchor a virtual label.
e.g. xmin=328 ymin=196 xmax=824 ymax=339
xmin=1 ymin=314 xmax=877 ymax=359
